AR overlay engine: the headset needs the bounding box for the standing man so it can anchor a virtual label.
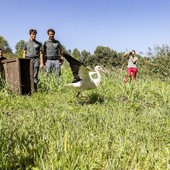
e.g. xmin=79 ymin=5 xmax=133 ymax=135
xmin=23 ymin=29 xmax=44 ymax=91
xmin=44 ymin=29 xmax=64 ymax=77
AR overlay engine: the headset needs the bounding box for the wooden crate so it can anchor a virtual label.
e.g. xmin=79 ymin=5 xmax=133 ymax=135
xmin=1 ymin=58 xmax=34 ymax=95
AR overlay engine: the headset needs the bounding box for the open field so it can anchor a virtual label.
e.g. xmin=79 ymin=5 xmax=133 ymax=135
xmin=0 ymin=68 xmax=170 ymax=170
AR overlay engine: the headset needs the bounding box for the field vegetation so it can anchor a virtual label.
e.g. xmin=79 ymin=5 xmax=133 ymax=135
xmin=0 ymin=35 xmax=170 ymax=169
xmin=0 ymin=66 xmax=170 ymax=169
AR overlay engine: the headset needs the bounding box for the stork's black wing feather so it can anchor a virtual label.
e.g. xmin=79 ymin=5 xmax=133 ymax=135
xmin=64 ymin=53 xmax=86 ymax=82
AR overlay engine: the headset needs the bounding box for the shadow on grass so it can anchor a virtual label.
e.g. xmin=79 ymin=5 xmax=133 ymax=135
xmin=78 ymin=92 xmax=105 ymax=105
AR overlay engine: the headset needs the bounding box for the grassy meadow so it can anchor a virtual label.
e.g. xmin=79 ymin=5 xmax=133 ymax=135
xmin=0 ymin=67 xmax=170 ymax=170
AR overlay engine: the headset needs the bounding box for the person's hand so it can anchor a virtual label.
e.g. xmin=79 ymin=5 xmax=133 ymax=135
xmin=59 ymin=55 xmax=64 ymax=65
xmin=59 ymin=59 xmax=64 ymax=65
xmin=40 ymin=64 xmax=44 ymax=69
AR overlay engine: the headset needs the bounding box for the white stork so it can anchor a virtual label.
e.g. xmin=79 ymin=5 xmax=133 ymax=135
xmin=64 ymin=53 xmax=107 ymax=98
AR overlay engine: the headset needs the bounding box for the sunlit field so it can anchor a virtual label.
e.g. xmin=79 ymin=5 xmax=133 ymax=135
xmin=0 ymin=67 xmax=170 ymax=170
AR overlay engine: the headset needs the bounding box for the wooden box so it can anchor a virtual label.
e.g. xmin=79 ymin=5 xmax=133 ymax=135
xmin=1 ymin=58 xmax=34 ymax=95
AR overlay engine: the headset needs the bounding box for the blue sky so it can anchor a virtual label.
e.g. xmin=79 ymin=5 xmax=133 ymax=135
xmin=1 ymin=0 xmax=170 ymax=55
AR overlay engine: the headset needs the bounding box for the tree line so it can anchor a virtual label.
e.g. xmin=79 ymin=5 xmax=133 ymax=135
xmin=0 ymin=35 xmax=170 ymax=80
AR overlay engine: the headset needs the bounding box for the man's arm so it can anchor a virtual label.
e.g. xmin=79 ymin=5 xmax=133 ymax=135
xmin=43 ymin=42 xmax=47 ymax=65
xmin=40 ymin=50 xmax=44 ymax=68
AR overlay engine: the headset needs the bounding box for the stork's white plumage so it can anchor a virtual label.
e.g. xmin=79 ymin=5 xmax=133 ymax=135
xmin=64 ymin=53 xmax=107 ymax=97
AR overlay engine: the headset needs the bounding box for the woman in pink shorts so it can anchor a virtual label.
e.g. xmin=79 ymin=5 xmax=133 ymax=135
xmin=124 ymin=50 xmax=138 ymax=83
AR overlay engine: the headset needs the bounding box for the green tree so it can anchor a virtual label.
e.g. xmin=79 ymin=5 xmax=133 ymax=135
xmin=0 ymin=35 xmax=14 ymax=58
xmin=72 ymin=48 xmax=80 ymax=60
xmin=80 ymin=50 xmax=91 ymax=63
xmin=93 ymin=46 xmax=121 ymax=67
xmin=0 ymin=35 xmax=12 ymax=53
xmin=15 ymin=40 xmax=25 ymax=58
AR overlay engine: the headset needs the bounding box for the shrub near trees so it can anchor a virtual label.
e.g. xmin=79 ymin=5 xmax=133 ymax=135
xmin=136 ymin=44 xmax=170 ymax=80
xmin=148 ymin=44 xmax=170 ymax=79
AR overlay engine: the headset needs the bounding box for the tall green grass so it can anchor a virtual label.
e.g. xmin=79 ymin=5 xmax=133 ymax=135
xmin=0 ymin=68 xmax=170 ymax=169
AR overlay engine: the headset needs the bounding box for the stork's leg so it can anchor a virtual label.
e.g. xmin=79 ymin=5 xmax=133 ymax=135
xmin=75 ymin=92 xmax=81 ymax=104
xmin=76 ymin=92 xmax=81 ymax=98
xmin=76 ymin=91 xmax=88 ymax=101
xmin=76 ymin=91 xmax=88 ymax=103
